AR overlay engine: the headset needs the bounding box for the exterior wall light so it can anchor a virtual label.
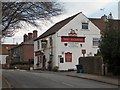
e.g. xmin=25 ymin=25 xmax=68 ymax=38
xmin=80 ymin=44 xmax=82 ymax=47
xmin=64 ymin=43 xmax=67 ymax=46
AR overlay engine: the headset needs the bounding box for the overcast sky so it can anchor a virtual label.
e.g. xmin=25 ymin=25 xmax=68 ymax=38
xmin=3 ymin=0 xmax=120 ymax=44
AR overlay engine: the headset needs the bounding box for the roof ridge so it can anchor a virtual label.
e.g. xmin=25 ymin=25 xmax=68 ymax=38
xmin=35 ymin=12 xmax=81 ymax=41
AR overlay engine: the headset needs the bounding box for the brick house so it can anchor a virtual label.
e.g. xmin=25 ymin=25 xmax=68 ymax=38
xmin=7 ymin=30 xmax=38 ymax=64
xmin=0 ymin=44 xmax=17 ymax=64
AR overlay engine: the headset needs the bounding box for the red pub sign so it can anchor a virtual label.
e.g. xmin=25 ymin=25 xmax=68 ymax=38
xmin=65 ymin=52 xmax=72 ymax=62
xmin=35 ymin=51 xmax=42 ymax=56
xmin=61 ymin=36 xmax=85 ymax=42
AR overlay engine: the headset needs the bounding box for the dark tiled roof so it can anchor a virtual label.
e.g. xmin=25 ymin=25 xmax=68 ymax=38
xmin=89 ymin=18 xmax=120 ymax=32
xmin=89 ymin=18 xmax=106 ymax=32
xmin=34 ymin=12 xmax=81 ymax=41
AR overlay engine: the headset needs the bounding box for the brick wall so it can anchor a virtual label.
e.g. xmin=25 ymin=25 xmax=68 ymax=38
xmin=23 ymin=44 xmax=34 ymax=62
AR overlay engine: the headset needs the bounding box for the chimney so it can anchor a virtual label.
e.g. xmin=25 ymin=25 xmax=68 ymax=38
xmin=108 ymin=12 xmax=113 ymax=19
xmin=33 ymin=30 xmax=38 ymax=38
xmin=101 ymin=14 xmax=107 ymax=22
xmin=23 ymin=34 xmax=28 ymax=42
xmin=28 ymin=33 xmax=32 ymax=40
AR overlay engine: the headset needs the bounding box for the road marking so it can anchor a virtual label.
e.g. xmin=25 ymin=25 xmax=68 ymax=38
xmin=19 ymin=70 xmax=27 ymax=71
xmin=62 ymin=82 xmax=74 ymax=87
xmin=51 ymin=79 xmax=59 ymax=82
xmin=2 ymin=77 xmax=12 ymax=88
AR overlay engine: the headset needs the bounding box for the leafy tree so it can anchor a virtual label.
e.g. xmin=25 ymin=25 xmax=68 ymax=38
xmin=2 ymin=1 xmax=63 ymax=37
xmin=99 ymin=19 xmax=120 ymax=75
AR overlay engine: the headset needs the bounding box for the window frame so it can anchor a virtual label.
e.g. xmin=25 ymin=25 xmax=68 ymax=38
xmin=65 ymin=52 xmax=72 ymax=62
xmin=92 ymin=38 xmax=100 ymax=47
xmin=82 ymin=22 xmax=88 ymax=29
xmin=37 ymin=41 xmax=40 ymax=49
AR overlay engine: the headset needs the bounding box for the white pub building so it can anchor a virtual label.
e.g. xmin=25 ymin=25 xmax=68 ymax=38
xmin=34 ymin=12 xmax=107 ymax=70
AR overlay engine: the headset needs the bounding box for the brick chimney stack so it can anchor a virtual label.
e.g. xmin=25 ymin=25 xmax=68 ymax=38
xmin=24 ymin=34 xmax=28 ymax=42
xmin=33 ymin=30 xmax=37 ymax=38
xmin=28 ymin=33 xmax=32 ymax=40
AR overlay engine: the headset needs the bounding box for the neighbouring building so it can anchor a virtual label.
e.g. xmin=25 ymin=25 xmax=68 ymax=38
xmin=7 ymin=30 xmax=38 ymax=65
xmin=34 ymin=12 xmax=120 ymax=71
xmin=0 ymin=44 xmax=17 ymax=65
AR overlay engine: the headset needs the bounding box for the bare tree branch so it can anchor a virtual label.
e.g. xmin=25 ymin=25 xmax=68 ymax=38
xmin=2 ymin=2 xmax=63 ymax=37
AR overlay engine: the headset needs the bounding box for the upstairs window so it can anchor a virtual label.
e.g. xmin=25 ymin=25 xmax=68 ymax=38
xmin=37 ymin=41 xmax=40 ymax=49
xmin=49 ymin=37 xmax=53 ymax=47
xmin=93 ymin=38 xmax=100 ymax=46
xmin=41 ymin=40 xmax=47 ymax=49
xmin=82 ymin=23 xmax=88 ymax=29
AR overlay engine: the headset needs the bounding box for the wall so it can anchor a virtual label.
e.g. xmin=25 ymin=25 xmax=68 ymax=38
xmin=0 ymin=55 xmax=8 ymax=64
xmin=23 ymin=44 xmax=34 ymax=61
xmin=55 ymin=13 xmax=101 ymax=70
xmin=80 ymin=56 xmax=103 ymax=75
xmin=34 ymin=13 xmax=101 ymax=70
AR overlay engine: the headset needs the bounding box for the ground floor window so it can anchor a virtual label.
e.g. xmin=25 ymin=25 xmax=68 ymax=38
xmin=36 ymin=56 xmax=39 ymax=66
xmin=60 ymin=57 xmax=64 ymax=63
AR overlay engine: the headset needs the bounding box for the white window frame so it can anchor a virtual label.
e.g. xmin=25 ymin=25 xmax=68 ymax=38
xmin=93 ymin=38 xmax=100 ymax=47
xmin=82 ymin=23 xmax=88 ymax=29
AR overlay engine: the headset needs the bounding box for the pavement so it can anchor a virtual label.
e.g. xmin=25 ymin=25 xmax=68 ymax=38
xmin=64 ymin=71 xmax=119 ymax=86
xmin=2 ymin=76 xmax=12 ymax=89
xmin=30 ymin=70 xmax=120 ymax=86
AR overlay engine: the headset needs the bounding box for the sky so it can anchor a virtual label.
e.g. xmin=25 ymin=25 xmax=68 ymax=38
xmin=2 ymin=0 xmax=120 ymax=44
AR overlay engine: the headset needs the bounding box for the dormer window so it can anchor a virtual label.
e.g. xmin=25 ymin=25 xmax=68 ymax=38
xmin=82 ymin=23 xmax=88 ymax=29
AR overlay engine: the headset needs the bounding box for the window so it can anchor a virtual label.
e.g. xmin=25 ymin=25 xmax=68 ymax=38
xmin=60 ymin=57 xmax=64 ymax=63
xmin=41 ymin=40 xmax=47 ymax=49
xmin=37 ymin=41 xmax=40 ymax=49
xmin=93 ymin=38 xmax=100 ymax=46
xmin=82 ymin=23 xmax=88 ymax=29
xmin=49 ymin=37 xmax=52 ymax=47
xmin=36 ymin=56 xmax=39 ymax=65
xmin=41 ymin=42 xmax=47 ymax=48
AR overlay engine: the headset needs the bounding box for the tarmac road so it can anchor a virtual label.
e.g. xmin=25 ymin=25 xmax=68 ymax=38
xmin=2 ymin=69 xmax=118 ymax=88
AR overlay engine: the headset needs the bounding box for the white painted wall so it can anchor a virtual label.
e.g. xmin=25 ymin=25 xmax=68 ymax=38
xmin=34 ymin=13 xmax=101 ymax=70
xmin=0 ymin=55 xmax=8 ymax=64
xmin=54 ymin=13 xmax=101 ymax=70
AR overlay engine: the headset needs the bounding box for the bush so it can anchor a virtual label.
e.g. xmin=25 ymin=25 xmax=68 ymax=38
xmin=48 ymin=60 xmax=52 ymax=64
xmin=10 ymin=61 xmax=29 ymax=65
xmin=53 ymin=66 xmax=59 ymax=72
xmin=113 ymin=66 xmax=120 ymax=75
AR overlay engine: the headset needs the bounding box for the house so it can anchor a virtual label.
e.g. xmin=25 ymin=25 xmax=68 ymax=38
xmin=7 ymin=30 xmax=38 ymax=65
xmin=0 ymin=44 xmax=17 ymax=65
xmin=34 ymin=12 xmax=120 ymax=71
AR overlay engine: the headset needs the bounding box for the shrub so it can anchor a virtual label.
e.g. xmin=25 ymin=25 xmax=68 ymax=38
xmin=53 ymin=66 xmax=59 ymax=72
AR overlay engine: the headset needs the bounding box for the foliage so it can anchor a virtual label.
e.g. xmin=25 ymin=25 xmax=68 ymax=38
xmin=99 ymin=19 xmax=120 ymax=75
xmin=53 ymin=66 xmax=59 ymax=72
xmin=10 ymin=61 xmax=29 ymax=65
xmin=48 ymin=60 xmax=52 ymax=64
xmin=2 ymin=1 xmax=63 ymax=37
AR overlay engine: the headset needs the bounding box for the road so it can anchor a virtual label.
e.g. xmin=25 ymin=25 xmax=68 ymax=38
xmin=2 ymin=70 xmax=118 ymax=88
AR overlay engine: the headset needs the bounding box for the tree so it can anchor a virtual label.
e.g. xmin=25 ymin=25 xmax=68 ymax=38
xmin=99 ymin=19 xmax=120 ymax=75
xmin=2 ymin=1 xmax=63 ymax=37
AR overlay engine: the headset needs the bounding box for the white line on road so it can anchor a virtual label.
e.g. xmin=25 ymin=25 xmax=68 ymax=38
xmin=62 ymin=82 xmax=74 ymax=87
